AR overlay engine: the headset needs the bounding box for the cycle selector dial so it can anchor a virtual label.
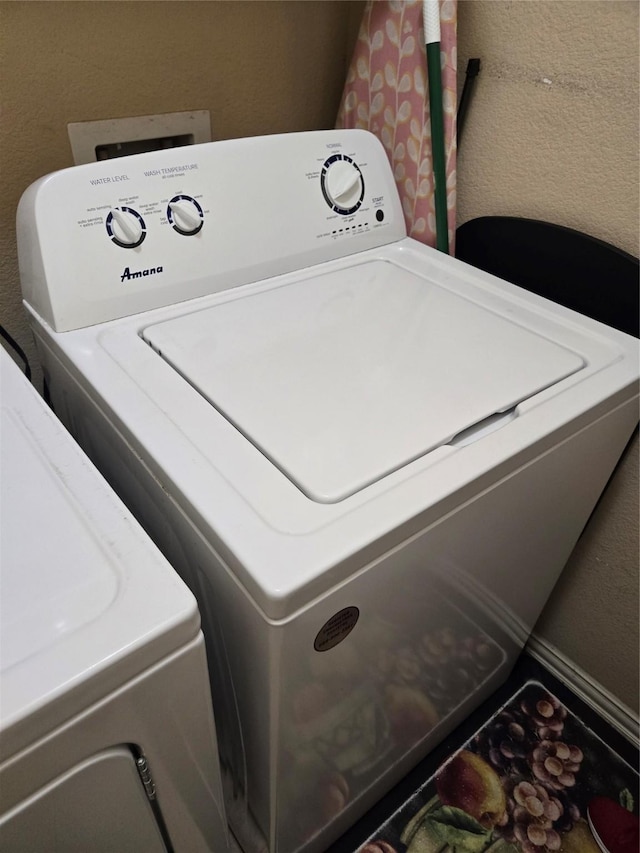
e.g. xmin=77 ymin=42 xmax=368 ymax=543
xmin=167 ymin=195 xmax=204 ymax=235
xmin=321 ymin=154 xmax=364 ymax=215
xmin=106 ymin=207 xmax=146 ymax=248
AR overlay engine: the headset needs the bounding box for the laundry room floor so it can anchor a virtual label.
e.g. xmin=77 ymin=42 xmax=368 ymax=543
xmin=327 ymin=652 xmax=639 ymax=853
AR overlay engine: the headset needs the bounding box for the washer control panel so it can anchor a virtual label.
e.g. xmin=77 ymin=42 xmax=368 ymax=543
xmin=18 ymin=130 xmax=405 ymax=331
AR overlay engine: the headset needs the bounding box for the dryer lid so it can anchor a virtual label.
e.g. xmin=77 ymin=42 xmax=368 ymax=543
xmin=142 ymin=260 xmax=585 ymax=502
xmin=0 ymin=348 xmax=199 ymax=753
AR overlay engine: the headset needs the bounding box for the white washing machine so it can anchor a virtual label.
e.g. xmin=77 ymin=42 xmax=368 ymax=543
xmin=17 ymin=129 xmax=639 ymax=853
xmin=0 ymin=347 xmax=229 ymax=852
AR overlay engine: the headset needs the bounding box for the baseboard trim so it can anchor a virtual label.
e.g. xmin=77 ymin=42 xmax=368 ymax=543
xmin=526 ymin=634 xmax=639 ymax=747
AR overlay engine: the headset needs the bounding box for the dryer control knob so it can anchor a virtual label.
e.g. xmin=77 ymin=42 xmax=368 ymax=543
xmin=321 ymin=156 xmax=364 ymax=215
xmin=168 ymin=195 xmax=204 ymax=236
xmin=106 ymin=207 xmax=146 ymax=248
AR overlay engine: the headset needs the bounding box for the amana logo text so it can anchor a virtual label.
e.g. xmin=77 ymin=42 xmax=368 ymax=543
xmin=121 ymin=265 xmax=164 ymax=283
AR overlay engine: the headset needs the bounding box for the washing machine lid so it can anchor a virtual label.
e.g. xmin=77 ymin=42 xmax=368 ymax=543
xmin=142 ymin=259 xmax=585 ymax=503
xmin=0 ymin=348 xmax=199 ymax=756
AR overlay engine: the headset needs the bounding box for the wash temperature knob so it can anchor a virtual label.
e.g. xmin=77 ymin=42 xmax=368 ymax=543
xmin=168 ymin=196 xmax=204 ymax=236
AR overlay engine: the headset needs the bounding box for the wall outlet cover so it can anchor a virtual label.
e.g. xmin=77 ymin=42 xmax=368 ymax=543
xmin=67 ymin=111 xmax=212 ymax=165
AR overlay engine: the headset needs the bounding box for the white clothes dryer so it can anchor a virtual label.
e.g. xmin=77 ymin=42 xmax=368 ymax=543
xmin=0 ymin=347 xmax=229 ymax=852
xmin=17 ymin=129 xmax=639 ymax=853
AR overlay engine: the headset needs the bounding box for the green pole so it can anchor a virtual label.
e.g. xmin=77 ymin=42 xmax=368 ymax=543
xmin=423 ymin=1 xmax=449 ymax=254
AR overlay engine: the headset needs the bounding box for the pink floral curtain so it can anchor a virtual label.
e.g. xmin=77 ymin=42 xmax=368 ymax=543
xmin=336 ymin=0 xmax=457 ymax=250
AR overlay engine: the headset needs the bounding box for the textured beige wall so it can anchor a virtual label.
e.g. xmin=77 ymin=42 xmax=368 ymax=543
xmin=458 ymin=0 xmax=639 ymax=711
xmin=0 ymin=0 xmax=362 ymax=379
xmin=457 ymin=0 xmax=639 ymax=255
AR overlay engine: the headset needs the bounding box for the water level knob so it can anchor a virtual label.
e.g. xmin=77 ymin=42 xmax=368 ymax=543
xmin=106 ymin=207 xmax=146 ymax=248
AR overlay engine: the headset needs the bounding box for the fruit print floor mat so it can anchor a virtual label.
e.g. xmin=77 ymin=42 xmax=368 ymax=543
xmin=328 ymin=655 xmax=638 ymax=853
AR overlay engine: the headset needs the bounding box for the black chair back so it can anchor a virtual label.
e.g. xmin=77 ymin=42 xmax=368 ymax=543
xmin=456 ymin=217 xmax=639 ymax=338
